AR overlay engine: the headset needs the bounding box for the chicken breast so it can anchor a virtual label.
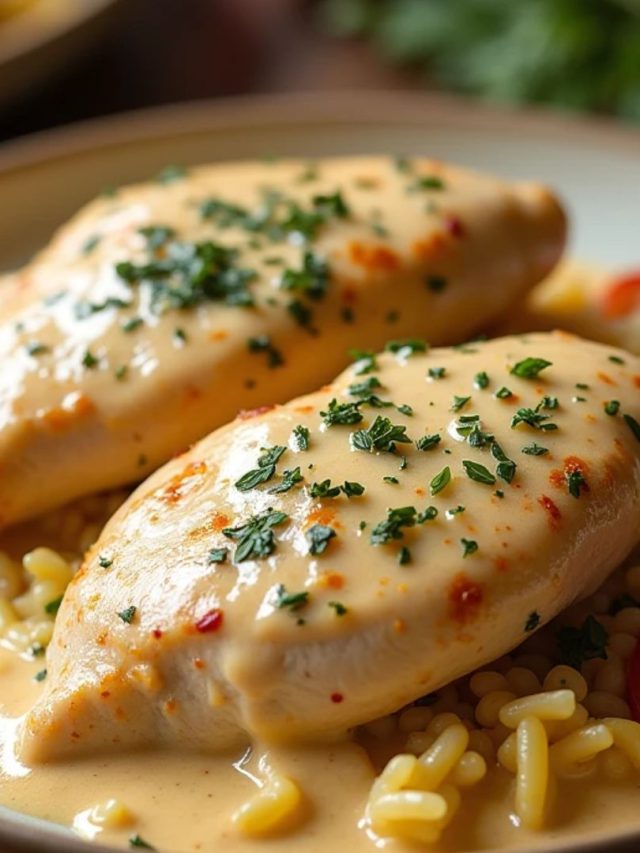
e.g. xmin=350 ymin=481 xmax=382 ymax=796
xmin=0 ymin=157 xmax=565 ymax=529
xmin=21 ymin=332 xmax=640 ymax=762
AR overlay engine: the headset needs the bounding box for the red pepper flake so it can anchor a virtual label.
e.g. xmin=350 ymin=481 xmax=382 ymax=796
xmin=341 ymin=285 xmax=358 ymax=305
xmin=152 ymin=628 xmax=163 ymax=639
xmin=100 ymin=690 xmax=111 ymax=699
xmin=538 ymin=494 xmax=561 ymax=525
xmin=633 ymin=375 xmax=640 ymax=389
xmin=237 ymin=404 xmax=275 ymax=420
xmin=196 ymin=609 xmax=224 ymax=634
xmin=330 ymin=692 xmax=344 ymax=703
xmin=444 ymin=216 xmax=465 ymax=238
xmin=448 ymin=573 xmax=483 ymax=625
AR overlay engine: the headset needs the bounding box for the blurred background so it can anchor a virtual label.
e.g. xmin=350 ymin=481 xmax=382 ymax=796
xmin=1 ymin=0 xmax=639 ymax=144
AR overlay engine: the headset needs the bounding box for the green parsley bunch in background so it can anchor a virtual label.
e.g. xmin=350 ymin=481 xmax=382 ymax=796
xmin=320 ymin=0 xmax=640 ymax=120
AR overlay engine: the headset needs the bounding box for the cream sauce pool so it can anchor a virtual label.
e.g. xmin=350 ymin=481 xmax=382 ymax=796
xmin=2 ymin=649 xmax=640 ymax=852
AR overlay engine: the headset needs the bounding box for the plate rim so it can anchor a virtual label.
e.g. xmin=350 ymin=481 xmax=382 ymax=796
xmin=0 ymin=90 xmax=639 ymax=177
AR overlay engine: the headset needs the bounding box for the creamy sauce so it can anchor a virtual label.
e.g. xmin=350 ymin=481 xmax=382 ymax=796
xmin=4 ymin=647 xmax=640 ymax=852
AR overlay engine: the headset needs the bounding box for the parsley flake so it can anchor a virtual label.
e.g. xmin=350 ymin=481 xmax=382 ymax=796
xmin=235 ymin=445 xmax=286 ymax=491
xmin=307 ymin=523 xmax=336 ymax=555
xmin=461 ymin=538 xmax=478 ymax=557
xmin=223 ymin=509 xmax=289 ymax=562
xmin=117 ymin=606 xmax=137 ymax=624
xmin=510 ymin=357 xmax=552 ymax=378
xmin=430 ymin=466 xmax=451 ymax=495
xmin=462 ymin=460 xmax=496 ymax=485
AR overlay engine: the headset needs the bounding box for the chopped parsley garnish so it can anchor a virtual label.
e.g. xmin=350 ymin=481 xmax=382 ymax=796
xmin=352 ymin=415 xmax=411 ymax=452
xmin=510 ymin=357 xmax=552 ymax=378
xmin=310 ymin=479 xmax=341 ymax=498
xmin=462 ymin=460 xmax=496 ymax=485
xmin=451 ymin=395 xmax=471 ymax=412
xmin=415 ymin=433 xmax=441 ymax=451
xmin=280 ymin=251 xmax=330 ymax=300
xmin=430 ymin=466 xmax=451 ymax=495
xmin=495 ymin=386 xmax=513 ymax=399
xmin=287 ymin=298 xmax=314 ymax=328
xmin=428 ymin=366 xmax=446 ymax=379
xmin=398 ymin=546 xmax=411 ymax=565
xmin=342 ymin=480 xmax=365 ymax=497
xmin=521 ymin=443 xmax=549 ymax=456
xmin=624 ymin=413 xmax=640 ymax=443
xmin=511 ymin=402 xmax=558 ymax=431
xmin=275 ymin=585 xmax=309 ymax=611
xmin=426 ymin=275 xmax=447 ymax=293
xmin=306 ymin=523 xmax=336 ymax=555
xmin=383 ymin=476 xmax=399 ymax=484
xmin=474 ymin=371 xmax=490 ymax=389
xmin=328 ymin=601 xmax=348 ymax=616
xmin=98 ymin=555 xmax=113 ymax=568
xmin=207 ymin=547 xmax=228 ymax=564
xmin=82 ymin=234 xmax=100 ymax=254
xmin=222 ymin=509 xmax=289 ymax=562
xmin=461 ymin=538 xmax=478 ymax=557
xmin=540 ymin=396 xmax=559 ymax=409
xmin=566 ymin=468 xmax=587 ymax=498
xmin=82 ymin=349 xmax=99 ymax=368
xmin=447 ymin=505 xmax=465 ymax=516
xmin=235 ymin=445 xmax=286 ymax=491
xmin=292 ymin=424 xmax=310 ymax=451
xmin=25 ymin=341 xmax=49 ymax=356
xmin=609 ymin=355 xmax=625 ymax=365
xmin=385 ymin=338 xmax=428 ymax=357
xmin=116 ymin=239 xmax=257 ymax=311
xmin=349 ymin=349 xmax=378 ymax=375
xmin=247 ymin=335 xmax=283 ymax=368
xmin=173 ymin=327 xmax=187 ymax=345
xmin=139 ymin=225 xmax=176 ymax=249
xmin=370 ymin=506 xmax=416 ymax=544
xmin=396 ymin=403 xmax=413 ymax=416
xmin=117 ymin=606 xmax=137 ymax=624
xmin=320 ymin=398 xmax=363 ymax=426
xmin=348 ymin=376 xmax=383 ymax=398
xmin=409 ymin=175 xmax=445 ymax=191
xmin=490 ymin=441 xmax=517 ymax=483
xmin=269 ymin=467 xmax=303 ymax=494
xmin=115 ymin=365 xmax=128 ymax=380
xmin=604 ymin=400 xmax=620 ymax=416
xmin=44 ymin=596 xmax=63 ymax=616
xmin=417 ymin=505 xmax=438 ymax=522
xmin=525 ymin=611 xmax=540 ymax=632
xmin=30 ymin=643 xmax=45 ymax=658
xmin=34 ymin=669 xmax=47 ymax=682
xmin=557 ymin=615 xmax=608 ymax=669
xmin=121 ymin=316 xmax=143 ymax=333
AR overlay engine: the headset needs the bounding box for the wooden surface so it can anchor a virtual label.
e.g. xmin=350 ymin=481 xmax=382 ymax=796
xmin=0 ymin=0 xmax=417 ymax=143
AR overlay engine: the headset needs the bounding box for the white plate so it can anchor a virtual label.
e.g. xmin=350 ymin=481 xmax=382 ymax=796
xmin=0 ymin=91 xmax=639 ymax=853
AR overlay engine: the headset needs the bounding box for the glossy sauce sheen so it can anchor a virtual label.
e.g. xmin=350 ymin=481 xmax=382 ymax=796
xmin=20 ymin=333 xmax=640 ymax=762
xmin=0 ymin=157 xmax=565 ymax=528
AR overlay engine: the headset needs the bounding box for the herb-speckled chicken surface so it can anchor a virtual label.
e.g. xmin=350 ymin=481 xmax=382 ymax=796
xmin=0 ymin=157 xmax=565 ymax=530
xmin=21 ymin=332 xmax=640 ymax=762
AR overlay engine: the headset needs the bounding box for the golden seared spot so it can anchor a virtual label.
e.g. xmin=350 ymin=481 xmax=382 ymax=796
xmin=448 ymin=574 xmax=484 ymax=626
xmin=209 ymin=329 xmax=229 ymax=341
xmin=348 ymin=241 xmax=400 ymax=271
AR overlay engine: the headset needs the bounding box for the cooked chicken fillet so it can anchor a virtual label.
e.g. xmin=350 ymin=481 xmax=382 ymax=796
xmin=21 ymin=332 xmax=640 ymax=762
xmin=0 ymin=157 xmax=565 ymax=529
